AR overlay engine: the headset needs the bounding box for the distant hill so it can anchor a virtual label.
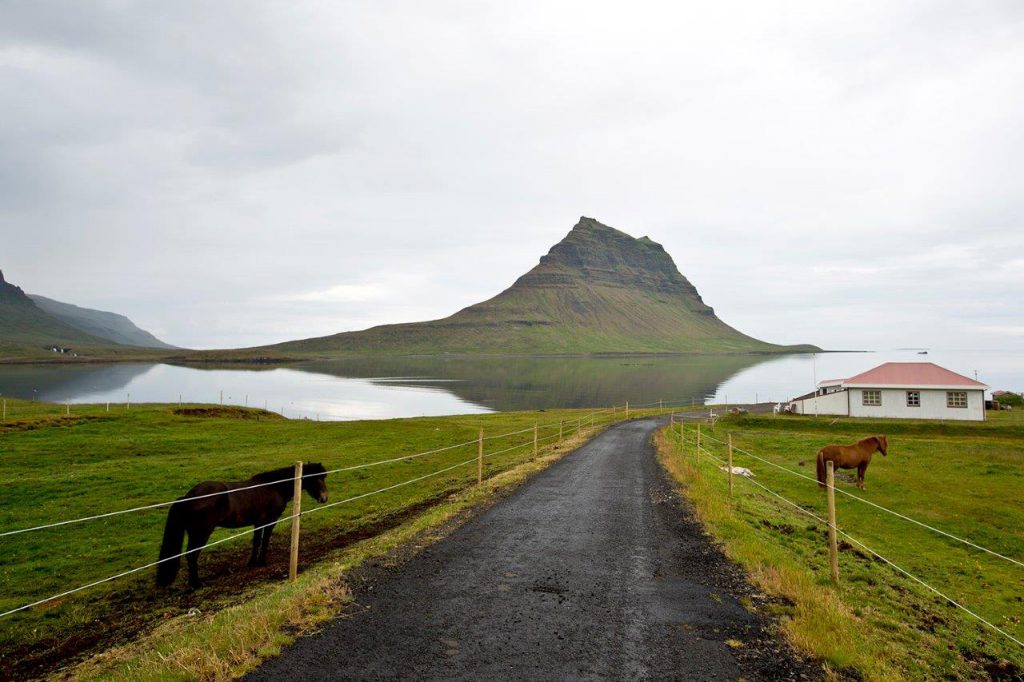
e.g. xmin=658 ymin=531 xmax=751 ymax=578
xmin=0 ymin=270 xmax=173 ymax=362
xmin=0 ymin=270 xmax=108 ymax=349
xmin=29 ymin=295 xmax=176 ymax=349
xmin=262 ymin=217 xmax=818 ymax=355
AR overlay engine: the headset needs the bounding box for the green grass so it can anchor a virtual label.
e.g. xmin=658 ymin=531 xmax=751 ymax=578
xmin=0 ymin=398 xmax=640 ymax=678
xmin=62 ymin=420 xmax=596 ymax=681
xmin=658 ymin=411 xmax=1024 ymax=680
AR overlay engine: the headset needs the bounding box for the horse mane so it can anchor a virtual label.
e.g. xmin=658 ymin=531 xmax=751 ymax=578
xmin=250 ymin=462 xmax=327 ymax=484
xmin=250 ymin=466 xmax=299 ymax=483
xmin=857 ymin=436 xmax=880 ymax=446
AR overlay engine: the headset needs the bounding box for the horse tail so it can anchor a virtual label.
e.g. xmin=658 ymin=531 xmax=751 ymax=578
xmin=816 ymin=450 xmax=826 ymax=488
xmin=156 ymin=502 xmax=186 ymax=586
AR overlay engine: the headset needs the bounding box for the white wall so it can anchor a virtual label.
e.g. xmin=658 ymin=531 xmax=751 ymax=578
xmin=790 ymin=391 xmax=849 ymax=416
xmin=849 ymin=388 xmax=985 ymax=421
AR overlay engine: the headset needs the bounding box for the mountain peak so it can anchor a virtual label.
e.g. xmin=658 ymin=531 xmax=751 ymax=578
xmin=568 ymin=216 xmax=633 ymax=240
xmin=515 ymin=217 xmax=710 ymax=308
xmin=0 ymin=269 xmax=34 ymax=307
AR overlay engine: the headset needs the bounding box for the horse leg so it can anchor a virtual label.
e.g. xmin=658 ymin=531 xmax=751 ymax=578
xmin=185 ymin=526 xmax=214 ymax=589
xmin=857 ymin=462 xmax=867 ymax=490
xmin=256 ymin=522 xmax=276 ymax=566
xmin=248 ymin=528 xmax=263 ymax=567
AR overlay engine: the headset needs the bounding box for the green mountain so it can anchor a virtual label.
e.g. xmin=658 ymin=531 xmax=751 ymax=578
xmin=29 ymin=294 xmax=176 ymax=349
xmin=0 ymin=270 xmax=108 ymax=349
xmin=0 ymin=270 xmax=172 ymax=362
xmin=264 ymin=217 xmax=818 ymax=355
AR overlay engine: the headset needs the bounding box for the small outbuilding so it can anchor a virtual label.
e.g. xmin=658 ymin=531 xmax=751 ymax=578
xmin=788 ymin=362 xmax=988 ymax=421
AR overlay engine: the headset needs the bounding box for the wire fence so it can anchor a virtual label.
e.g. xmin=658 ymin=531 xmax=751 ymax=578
xmin=696 ymin=430 xmax=1024 ymax=571
xmin=666 ymin=423 xmax=1024 ymax=653
xmin=0 ymin=399 xmax=734 ymax=629
xmin=0 ymin=400 xmax=679 ymax=622
xmin=9 ymin=396 xmax=1020 ymax=665
xmin=0 ymin=406 xmax=631 ymax=539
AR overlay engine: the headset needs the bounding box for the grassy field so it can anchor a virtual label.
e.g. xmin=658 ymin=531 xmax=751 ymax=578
xmin=0 ymin=398 xmax=643 ymax=679
xmin=658 ymin=411 xmax=1024 ymax=680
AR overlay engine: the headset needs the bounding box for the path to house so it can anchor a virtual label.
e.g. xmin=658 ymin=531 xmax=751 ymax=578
xmin=246 ymin=417 xmax=818 ymax=681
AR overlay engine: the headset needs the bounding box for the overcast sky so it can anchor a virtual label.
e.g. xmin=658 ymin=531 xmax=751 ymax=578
xmin=1 ymin=1 xmax=1022 ymax=351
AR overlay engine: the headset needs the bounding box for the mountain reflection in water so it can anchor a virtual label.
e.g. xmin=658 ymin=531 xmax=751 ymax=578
xmin=0 ymin=354 xmax=769 ymax=420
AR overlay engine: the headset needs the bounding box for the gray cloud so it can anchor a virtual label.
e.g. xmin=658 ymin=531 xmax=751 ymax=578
xmin=1 ymin=1 xmax=1022 ymax=350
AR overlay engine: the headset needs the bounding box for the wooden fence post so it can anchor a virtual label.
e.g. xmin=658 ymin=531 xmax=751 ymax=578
xmin=727 ymin=433 xmax=734 ymax=497
xmin=827 ymin=461 xmax=839 ymax=583
xmin=613 ymin=405 xmax=617 ymax=418
xmin=289 ymin=461 xmax=303 ymax=582
xmin=559 ymin=420 xmax=563 ymax=442
xmin=533 ymin=423 xmax=538 ymax=456
xmin=659 ymin=399 xmax=663 ymax=411
xmin=625 ymin=401 xmax=629 ymax=419
xmin=66 ymin=403 xmax=70 ymax=416
xmin=478 ymin=428 xmax=484 ymax=484
xmin=696 ymin=423 xmax=701 ymax=464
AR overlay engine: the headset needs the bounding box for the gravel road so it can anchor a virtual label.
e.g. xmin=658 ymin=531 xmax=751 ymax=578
xmin=247 ymin=417 xmax=818 ymax=681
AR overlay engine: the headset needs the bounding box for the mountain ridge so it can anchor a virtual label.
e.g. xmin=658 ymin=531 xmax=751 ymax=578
xmin=29 ymin=295 xmax=176 ymax=349
xmin=0 ymin=269 xmax=116 ymax=353
xmin=0 ymin=269 xmax=175 ymax=360
xmin=0 ymin=269 xmax=34 ymax=307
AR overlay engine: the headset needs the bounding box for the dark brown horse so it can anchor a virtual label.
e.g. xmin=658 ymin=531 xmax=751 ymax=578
xmin=816 ymin=436 xmax=888 ymax=490
xmin=157 ymin=463 xmax=328 ymax=588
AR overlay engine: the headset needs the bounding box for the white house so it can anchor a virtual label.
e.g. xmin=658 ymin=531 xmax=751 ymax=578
xmin=789 ymin=362 xmax=988 ymax=421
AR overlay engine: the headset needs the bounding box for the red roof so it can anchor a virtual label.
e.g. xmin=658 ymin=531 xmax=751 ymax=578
xmin=842 ymin=362 xmax=988 ymax=389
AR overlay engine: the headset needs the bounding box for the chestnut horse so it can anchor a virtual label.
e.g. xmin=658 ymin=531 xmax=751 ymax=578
xmin=156 ymin=463 xmax=328 ymax=588
xmin=816 ymin=436 xmax=888 ymax=490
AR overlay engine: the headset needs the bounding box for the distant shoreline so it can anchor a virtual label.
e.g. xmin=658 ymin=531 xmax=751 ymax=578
xmin=0 ymin=345 xmax=846 ymax=367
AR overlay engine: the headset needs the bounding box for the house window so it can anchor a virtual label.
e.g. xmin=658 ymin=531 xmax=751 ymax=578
xmin=862 ymin=390 xmax=881 ymax=407
xmin=906 ymin=391 xmax=920 ymax=407
xmin=947 ymin=391 xmax=968 ymax=408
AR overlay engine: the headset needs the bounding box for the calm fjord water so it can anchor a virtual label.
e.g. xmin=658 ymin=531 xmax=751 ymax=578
xmin=0 ymin=350 xmax=1020 ymax=421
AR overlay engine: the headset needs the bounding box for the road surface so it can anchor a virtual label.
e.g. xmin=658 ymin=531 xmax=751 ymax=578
xmin=247 ymin=418 xmax=817 ymax=681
